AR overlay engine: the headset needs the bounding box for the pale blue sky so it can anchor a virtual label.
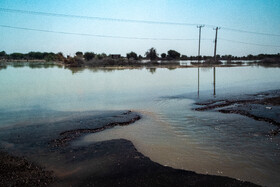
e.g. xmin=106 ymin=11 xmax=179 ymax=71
xmin=0 ymin=0 xmax=280 ymax=56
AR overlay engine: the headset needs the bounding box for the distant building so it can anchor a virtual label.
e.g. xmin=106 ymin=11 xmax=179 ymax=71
xmin=110 ymin=54 xmax=121 ymax=59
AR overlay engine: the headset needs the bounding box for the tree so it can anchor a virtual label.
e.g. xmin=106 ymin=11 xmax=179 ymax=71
xmin=126 ymin=51 xmax=138 ymax=60
xmin=161 ymin=53 xmax=166 ymax=58
xmin=247 ymin=54 xmax=253 ymax=60
xmin=84 ymin=52 xmax=95 ymax=61
xmin=27 ymin=52 xmax=45 ymax=59
xmin=10 ymin=53 xmax=24 ymax=60
xmin=181 ymin=55 xmax=188 ymax=60
xmin=0 ymin=51 xmax=6 ymax=57
xmin=145 ymin=48 xmax=158 ymax=60
xmin=96 ymin=53 xmax=107 ymax=60
xmin=167 ymin=50 xmax=180 ymax=59
xmin=56 ymin=52 xmax=65 ymax=62
xmin=45 ymin=53 xmax=56 ymax=62
xmin=76 ymin=51 xmax=83 ymax=57
xmin=101 ymin=53 xmax=107 ymax=58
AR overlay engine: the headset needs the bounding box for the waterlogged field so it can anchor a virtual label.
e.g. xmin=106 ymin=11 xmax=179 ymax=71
xmin=0 ymin=64 xmax=280 ymax=186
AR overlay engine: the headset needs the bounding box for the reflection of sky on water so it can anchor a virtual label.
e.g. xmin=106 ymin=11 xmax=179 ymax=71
xmin=0 ymin=65 xmax=280 ymax=111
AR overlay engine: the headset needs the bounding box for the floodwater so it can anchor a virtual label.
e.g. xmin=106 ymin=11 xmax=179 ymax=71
xmin=0 ymin=64 xmax=280 ymax=186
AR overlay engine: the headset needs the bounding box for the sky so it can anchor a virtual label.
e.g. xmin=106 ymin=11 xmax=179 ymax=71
xmin=0 ymin=0 xmax=280 ymax=56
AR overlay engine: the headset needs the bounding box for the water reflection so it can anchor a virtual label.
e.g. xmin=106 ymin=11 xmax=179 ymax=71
xmin=197 ymin=67 xmax=216 ymax=97
xmin=67 ymin=66 xmax=177 ymax=75
xmin=0 ymin=65 xmax=7 ymax=70
xmin=148 ymin=68 xmax=156 ymax=74
xmin=198 ymin=67 xmax=200 ymax=97
xmin=213 ymin=67 xmax=216 ymax=96
xmin=67 ymin=67 xmax=132 ymax=74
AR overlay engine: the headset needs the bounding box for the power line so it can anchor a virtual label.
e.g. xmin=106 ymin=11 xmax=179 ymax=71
xmin=1 ymin=7 xmax=280 ymax=37
xmin=222 ymin=27 xmax=280 ymax=37
xmin=1 ymin=24 xmax=279 ymax=47
xmin=219 ymin=38 xmax=280 ymax=47
xmin=0 ymin=24 xmax=212 ymax=41
xmin=0 ymin=7 xmax=200 ymax=27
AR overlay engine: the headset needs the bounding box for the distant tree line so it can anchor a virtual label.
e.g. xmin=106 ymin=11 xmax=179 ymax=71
xmin=0 ymin=51 xmax=64 ymax=62
xmin=1 ymin=49 xmax=279 ymax=63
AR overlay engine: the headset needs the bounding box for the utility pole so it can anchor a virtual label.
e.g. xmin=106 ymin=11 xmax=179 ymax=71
xmin=197 ymin=25 xmax=205 ymax=60
xmin=213 ymin=27 xmax=220 ymax=62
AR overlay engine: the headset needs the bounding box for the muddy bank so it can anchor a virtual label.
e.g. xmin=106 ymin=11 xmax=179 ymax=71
xmin=195 ymin=90 xmax=280 ymax=135
xmin=54 ymin=139 xmax=258 ymax=187
xmin=0 ymin=109 xmax=258 ymax=186
xmin=0 ymin=110 xmax=140 ymax=154
xmin=51 ymin=111 xmax=141 ymax=147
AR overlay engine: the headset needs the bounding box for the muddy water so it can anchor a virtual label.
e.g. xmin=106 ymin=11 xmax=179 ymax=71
xmin=0 ymin=65 xmax=280 ymax=186
xmin=77 ymin=105 xmax=279 ymax=186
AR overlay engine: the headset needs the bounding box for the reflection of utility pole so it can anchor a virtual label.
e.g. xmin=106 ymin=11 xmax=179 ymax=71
xmin=197 ymin=25 xmax=205 ymax=61
xmin=213 ymin=67 xmax=216 ymax=96
xmin=213 ymin=27 xmax=220 ymax=62
xmin=198 ymin=67 xmax=200 ymax=97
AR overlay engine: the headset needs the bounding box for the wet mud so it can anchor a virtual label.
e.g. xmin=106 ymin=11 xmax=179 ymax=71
xmin=195 ymin=90 xmax=280 ymax=135
xmin=0 ymin=151 xmax=55 ymax=186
